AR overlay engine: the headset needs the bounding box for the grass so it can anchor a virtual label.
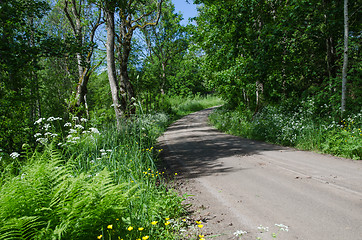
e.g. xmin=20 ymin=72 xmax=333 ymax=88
xmin=0 ymin=96 xmax=220 ymax=240
xmin=168 ymin=95 xmax=224 ymax=118
xmin=209 ymin=104 xmax=362 ymax=160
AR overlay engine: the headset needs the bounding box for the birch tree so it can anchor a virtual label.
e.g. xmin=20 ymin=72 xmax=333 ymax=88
xmin=63 ymin=0 xmax=102 ymax=117
xmin=102 ymin=0 xmax=163 ymax=125
xmin=341 ymin=0 xmax=348 ymax=116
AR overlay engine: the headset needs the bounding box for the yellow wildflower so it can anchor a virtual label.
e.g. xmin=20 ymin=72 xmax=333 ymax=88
xmin=165 ymin=218 xmax=170 ymax=220
xmin=138 ymin=227 xmax=144 ymax=231
xmin=151 ymin=221 xmax=158 ymax=225
xmin=97 ymin=235 xmax=102 ymax=239
xmin=107 ymin=224 xmax=113 ymax=229
xmin=165 ymin=221 xmax=171 ymax=226
xmin=127 ymin=226 xmax=133 ymax=231
xmin=142 ymin=236 xmax=150 ymax=240
xmin=198 ymin=224 xmax=204 ymax=229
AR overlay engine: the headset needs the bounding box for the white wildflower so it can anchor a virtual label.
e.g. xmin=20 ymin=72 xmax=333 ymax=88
xmin=80 ymin=118 xmax=88 ymax=122
xmin=34 ymin=118 xmax=45 ymax=125
xmin=34 ymin=133 xmax=42 ymax=138
xmin=69 ymin=129 xmax=77 ymax=134
xmin=44 ymin=132 xmax=52 ymax=136
xmin=43 ymin=124 xmax=51 ymax=131
xmin=101 ymin=152 xmax=107 ymax=156
xmin=74 ymin=124 xmax=84 ymax=129
xmin=72 ymin=137 xmax=80 ymax=141
xmin=10 ymin=152 xmax=20 ymax=159
xmin=89 ymin=127 xmax=100 ymax=134
xmin=47 ymin=117 xmax=55 ymax=121
xmin=234 ymin=230 xmax=248 ymax=236
xmin=100 ymin=149 xmax=106 ymax=152
xmin=257 ymin=225 xmax=269 ymax=233
xmin=64 ymin=122 xmax=72 ymax=127
xmin=275 ymin=224 xmax=289 ymax=232
xmin=36 ymin=138 xmax=48 ymax=144
xmin=107 ymin=149 xmax=112 ymax=152
xmin=72 ymin=116 xmax=79 ymax=121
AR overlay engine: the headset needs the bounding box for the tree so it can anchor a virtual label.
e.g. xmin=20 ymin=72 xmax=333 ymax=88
xmin=63 ymin=0 xmax=103 ymax=117
xmin=102 ymin=0 xmax=163 ymax=126
xmin=0 ymin=0 xmax=51 ymax=152
xmin=341 ymin=0 xmax=348 ymax=116
xmin=140 ymin=1 xmax=189 ymax=95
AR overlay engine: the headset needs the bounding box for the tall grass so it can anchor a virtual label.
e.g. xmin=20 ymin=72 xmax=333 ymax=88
xmin=0 ymin=96 xmax=223 ymax=239
xmin=0 ymin=112 xmax=187 ymax=240
xmin=168 ymin=94 xmax=224 ymax=117
xmin=210 ymin=105 xmax=362 ymax=160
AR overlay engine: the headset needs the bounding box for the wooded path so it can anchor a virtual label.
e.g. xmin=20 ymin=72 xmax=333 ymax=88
xmin=158 ymin=107 xmax=362 ymax=240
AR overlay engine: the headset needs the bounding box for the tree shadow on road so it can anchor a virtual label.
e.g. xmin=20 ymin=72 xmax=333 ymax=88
xmin=158 ymin=108 xmax=285 ymax=179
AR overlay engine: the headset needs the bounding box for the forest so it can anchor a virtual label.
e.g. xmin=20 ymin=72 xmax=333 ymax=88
xmin=0 ymin=0 xmax=361 ymax=239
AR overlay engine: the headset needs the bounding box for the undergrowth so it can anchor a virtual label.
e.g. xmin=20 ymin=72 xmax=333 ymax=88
xmin=210 ymin=103 xmax=362 ymax=160
xmin=0 ymin=96 xmax=220 ymax=240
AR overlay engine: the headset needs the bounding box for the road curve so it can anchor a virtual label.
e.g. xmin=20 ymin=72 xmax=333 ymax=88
xmin=158 ymin=107 xmax=362 ymax=240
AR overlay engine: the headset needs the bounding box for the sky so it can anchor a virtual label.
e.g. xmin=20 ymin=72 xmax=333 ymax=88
xmin=171 ymin=0 xmax=199 ymax=25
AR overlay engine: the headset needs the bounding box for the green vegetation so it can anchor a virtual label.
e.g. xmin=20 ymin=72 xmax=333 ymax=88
xmin=210 ymin=103 xmax=362 ymax=160
xmin=1 ymin=0 xmax=361 ymax=239
xmin=169 ymin=95 xmax=224 ymax=117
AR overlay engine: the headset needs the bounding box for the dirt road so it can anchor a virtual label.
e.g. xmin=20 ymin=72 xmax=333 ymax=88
xmin=158 ymin=107 xmax=362 ymax=240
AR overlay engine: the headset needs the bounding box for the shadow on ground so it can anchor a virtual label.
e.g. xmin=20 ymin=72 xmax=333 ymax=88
xmin=158 ymin=107 xmax=285 ymax=179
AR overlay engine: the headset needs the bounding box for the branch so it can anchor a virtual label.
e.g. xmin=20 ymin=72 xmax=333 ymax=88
xmin=131 ymin=0 xmax=164 ymax=31
xmin=63 ymin=0 xmax=76 ymax=34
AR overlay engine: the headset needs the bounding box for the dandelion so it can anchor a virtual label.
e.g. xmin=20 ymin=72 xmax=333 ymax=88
xmin=127 ymin=226 xmax=133 ymax=231
xmin=107 ymin=225 xmax=113 ymax=229
xmin=151 ymin=221 xmax=158 ymax=225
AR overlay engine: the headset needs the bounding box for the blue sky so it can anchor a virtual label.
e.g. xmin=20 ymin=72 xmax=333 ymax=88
xmin=171 ymin=0 xmax=199 ymax=25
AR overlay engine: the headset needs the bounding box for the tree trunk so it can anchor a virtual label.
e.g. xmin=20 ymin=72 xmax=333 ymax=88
xmin=341 ymin=0 xmax=348 ymax=116
xmin=119 ymin=35 xmax=135 ymax=115
xmin=105 ymin=9 xmax=124 ymax=127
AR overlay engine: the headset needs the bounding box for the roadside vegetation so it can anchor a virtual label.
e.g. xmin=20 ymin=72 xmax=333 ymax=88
xmin=0 ymin=96 xmax=218 ymax=240
xmin=210 ymin=101 xmax=362 ymax=160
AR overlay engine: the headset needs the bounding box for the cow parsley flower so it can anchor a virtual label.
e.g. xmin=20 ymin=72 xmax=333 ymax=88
xmin=10 ymin=152 xmax=20 ymax=159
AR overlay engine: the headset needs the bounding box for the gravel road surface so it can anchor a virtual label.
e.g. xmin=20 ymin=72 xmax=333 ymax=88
xmin=158 ymin=107 xmax=362 ymax=240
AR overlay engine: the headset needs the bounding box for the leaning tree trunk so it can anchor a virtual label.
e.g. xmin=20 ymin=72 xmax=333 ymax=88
xmin=105 ymin=9 xmax=124 ymax=127
xmin=341 ymin=0 xmax=348 ymax=117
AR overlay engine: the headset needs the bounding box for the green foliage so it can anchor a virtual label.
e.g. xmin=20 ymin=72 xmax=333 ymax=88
xmin=169 ymin=95 xmax=224 ymax=117
xmin=0 ymin=111 xmax=187 ymax=240
xmin=195 ymin=0 xmax=361 ymax=114
xmin=210 ymin=104 xmax=362 ymax=160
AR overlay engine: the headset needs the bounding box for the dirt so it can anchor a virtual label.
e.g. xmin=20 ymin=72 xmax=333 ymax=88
xmin=158 ymin=107 xmax=362 ymax=240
